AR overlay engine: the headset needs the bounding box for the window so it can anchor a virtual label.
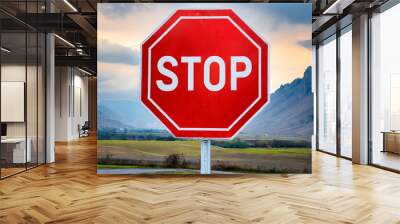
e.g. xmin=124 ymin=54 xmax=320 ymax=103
xmin=318 ymin=35 xmax=337 ymax=154
xmin=390 ymin=74 xmax=400 ymax=131
xmin=370 ymin=3 xmax=400 ymax=171
xmin=339 ymin=27 xmax=352 ymax=158
xmin=0 ymin=1 xmax=46 ymax=179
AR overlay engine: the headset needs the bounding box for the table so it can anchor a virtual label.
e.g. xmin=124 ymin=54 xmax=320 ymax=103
xmin=1 ymin=138 xmax=31 ymax=163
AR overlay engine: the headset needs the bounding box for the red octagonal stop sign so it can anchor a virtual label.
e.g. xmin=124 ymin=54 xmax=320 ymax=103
xmin=141 ymin=9 xmax=269 ymax=139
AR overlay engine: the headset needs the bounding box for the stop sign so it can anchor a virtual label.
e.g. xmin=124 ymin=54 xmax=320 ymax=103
xmin=141 ymin=9 xmax=269 ymax=139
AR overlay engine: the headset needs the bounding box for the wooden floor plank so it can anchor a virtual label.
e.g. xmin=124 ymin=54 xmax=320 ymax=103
xmin=0 ymin=136 xmax=400 ymax=223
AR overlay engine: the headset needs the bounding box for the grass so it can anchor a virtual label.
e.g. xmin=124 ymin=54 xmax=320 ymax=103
xmin=216 ymin=147 xmax=310 ymax=155
xmin=97 ymin=164 xmax=152 ymax=169
xmin=97 ymin=140 xmax=311 ymax=173
xmin=99 ymin=140 xmax=201 ymax=157
xmin=98 ymin=140 xmax=310 ymax=158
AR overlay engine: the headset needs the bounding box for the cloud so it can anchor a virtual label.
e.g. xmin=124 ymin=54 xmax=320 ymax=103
xmin=98 ymin=3 xmax=310 ymax=26
xmin=97 ymin=4 xmax=169 ymax=50
xmin=98 ymin=3 xmax=153 ymax=19
xmin=98 ymin=3 xmax=312 ymax=93
xmin=262 ymin=4 xmax=312 ymax=25
xmin=239 ymin=4 xmax=311 ymax=33
xmin=297 ymin=39 xmax=312 ymax=50
xmin=98 ymin=62 xmax=140 ymax=101
xmin=98 ymin=40 xmax=139 ymax=65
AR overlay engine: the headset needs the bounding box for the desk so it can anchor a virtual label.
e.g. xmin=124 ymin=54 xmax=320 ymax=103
xmin=1 ymin=138 xmax=31 ymax=163
xmin=382 ymin=131 xmax=400 ymax=154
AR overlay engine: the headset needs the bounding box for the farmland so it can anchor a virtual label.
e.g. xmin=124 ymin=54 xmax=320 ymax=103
xmin=97 ymin=140 xmax=311 ymax=173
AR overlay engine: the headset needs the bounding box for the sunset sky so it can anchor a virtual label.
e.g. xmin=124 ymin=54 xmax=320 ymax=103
xmin=98 ymin=3 xmax=311 ymax=101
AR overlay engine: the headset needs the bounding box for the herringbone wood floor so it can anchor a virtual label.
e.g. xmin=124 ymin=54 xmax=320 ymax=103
xmin=1 ymin=136 xmax=400 ymax=224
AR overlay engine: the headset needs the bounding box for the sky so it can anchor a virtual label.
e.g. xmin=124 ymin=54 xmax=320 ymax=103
xmin=97 ymin=3 xmax=311 ymax=102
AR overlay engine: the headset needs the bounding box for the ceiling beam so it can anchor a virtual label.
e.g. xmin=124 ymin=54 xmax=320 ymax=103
xmin=67 ymin=13 xmax=97 ymax=39
xmin=55 ymin=55 xmax=96 ymax=72
xmin=322 ymin=0 xmax=356 ymax=14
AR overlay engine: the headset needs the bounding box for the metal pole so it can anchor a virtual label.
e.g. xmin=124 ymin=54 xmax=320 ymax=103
xmin=200 ymin=139 xmax=211 ymax=174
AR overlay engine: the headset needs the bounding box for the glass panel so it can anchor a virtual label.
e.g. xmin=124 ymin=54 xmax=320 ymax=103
xmin=38 ymin=32 xmax=45 ymax=165
xmin=0 ymin=1 xmax=46 ymax=178
xmin=26 ymin=0 xmax=39 ymax=169
xmin=0 ymin=12 xmax=2 ymax=179
xmin=371 ymin=4 xmax=400 ymax=171
xmin=340 ymin=28 xmax=352 ymax=158
xmin=27 ymin=30 xmax=38 ymax=169
xmin=1 ymin=30 xmax=27 ymax=177
xmin=74 ymin=85 xmax=81 ymax=137
xmin=318 ymin=36 xmax=337 ymax=154
xmin=390 ymin=75 xmax=400 ymax=130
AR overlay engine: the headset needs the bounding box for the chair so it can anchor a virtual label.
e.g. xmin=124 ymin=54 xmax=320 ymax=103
xmin=79 ymin=121 xmax=90 ymax=138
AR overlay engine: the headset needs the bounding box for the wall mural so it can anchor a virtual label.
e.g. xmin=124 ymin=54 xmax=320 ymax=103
xmin=97 ymin=3 xmax=312 ymax=174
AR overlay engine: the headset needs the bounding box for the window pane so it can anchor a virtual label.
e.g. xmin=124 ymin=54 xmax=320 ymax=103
xmin=0 ymin=0 xmax=46 ymax=179
xmin=27 ymin=31 xmax=38 ymax=169
xmin=38 ymin=33 xmax=46 ymax=165
xmin=340 ymin=28 xmax=352 ymax=158
xmin=1 ymin=30 xmax=27 ymax=177
xmin=318 ymin=36 xmax=337 ymax=154
xmin=371 ymin=3 xmax=400 ymax=171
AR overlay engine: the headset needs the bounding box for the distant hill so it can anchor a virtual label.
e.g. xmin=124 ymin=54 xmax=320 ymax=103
xmin=98 ymin=100 xmax=163 ymax=130
xmin=98 ymin=104 xmax=133 ymax=129
xmin=98 ymin=66 xmax=314 ymax=140
xmin=243 ymin=66 xmax=313 ymax=140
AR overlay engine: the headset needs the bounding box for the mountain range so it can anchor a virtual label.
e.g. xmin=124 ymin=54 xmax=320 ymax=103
xmin=243 ymin=66 xmax=313 ymax=139
xmin=98 ymin=66 xmax=313 ymax=140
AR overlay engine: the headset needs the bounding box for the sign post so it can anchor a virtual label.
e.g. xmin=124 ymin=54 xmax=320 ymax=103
xmin=200 ymin=140 xmax=211 ymax=174
xmin=141 ymin=9 xmax=269 ymax=174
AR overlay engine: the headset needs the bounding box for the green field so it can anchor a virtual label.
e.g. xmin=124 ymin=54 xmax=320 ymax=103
xmin=97 ymin=140 xmax=311 ymax=173
xmin=98 ymin=140 xmax=309 ymax=156
xmin=97 ymin=164 xmax=151 ymax=169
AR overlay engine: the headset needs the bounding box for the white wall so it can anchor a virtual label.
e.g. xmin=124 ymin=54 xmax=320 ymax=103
xmin=55 ymin=66 xmax=70 ymax=141
xmin=1 ymin=65 xmax=37 ymax=138
xmin=1 ymin=63 xmax=46 ymax=164
xmin=55 ymin=67 xmax=89 ymax=141
xmin=71 ymin=73 xmax=89 ymax=138
xmin=1 ymin=82 xmax=25 ymax=122
xmin=1 ymin=65 xmax=26 ymax=130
